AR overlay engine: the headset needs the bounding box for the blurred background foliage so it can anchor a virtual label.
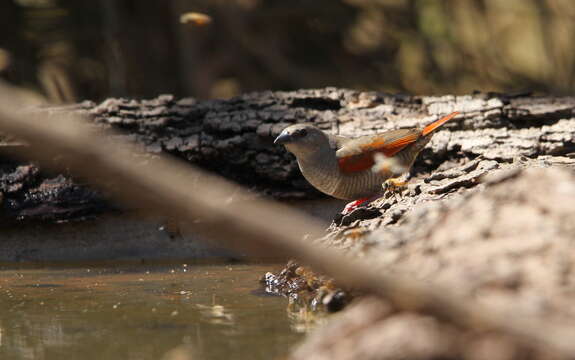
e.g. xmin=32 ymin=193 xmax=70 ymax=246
xmin=0 ymin=0 xmax=574 ymax=103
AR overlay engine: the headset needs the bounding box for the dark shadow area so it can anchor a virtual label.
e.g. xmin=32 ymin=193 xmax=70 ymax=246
xmin=1 ymin=0 xmax=575 ymax=103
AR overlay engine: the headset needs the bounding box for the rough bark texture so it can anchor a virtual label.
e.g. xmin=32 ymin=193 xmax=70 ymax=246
xmin=286 ymin=166 xmax=575 ymax=360
xmin=1 ymin=88 xmax=574 ymax=222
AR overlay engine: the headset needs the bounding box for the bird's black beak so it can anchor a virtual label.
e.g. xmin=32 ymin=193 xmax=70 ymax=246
xmin=274 ymin=132 xmax=292 ymax=145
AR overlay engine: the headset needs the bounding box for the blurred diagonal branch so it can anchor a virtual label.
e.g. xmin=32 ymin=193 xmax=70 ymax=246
xmin=0 ymin=81 xmax=575 ymax=358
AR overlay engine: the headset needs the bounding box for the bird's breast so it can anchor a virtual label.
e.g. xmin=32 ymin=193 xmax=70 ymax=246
xmin=299 ymin=158 xmax=390 ymax=200
xmin=332 ymin=169 xmax=391 ymax=200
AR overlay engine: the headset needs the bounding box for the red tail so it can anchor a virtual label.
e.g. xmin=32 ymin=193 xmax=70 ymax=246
xmin=422 ymin=111 xmax=459 ymax=136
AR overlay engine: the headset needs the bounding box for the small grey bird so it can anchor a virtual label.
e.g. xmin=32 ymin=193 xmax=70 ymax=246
xmin=274 ymin=112 xmax=458 ymax=211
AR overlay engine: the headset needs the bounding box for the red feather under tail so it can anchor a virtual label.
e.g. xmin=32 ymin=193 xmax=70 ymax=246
xmin=342 ymin=195 xmax=380 ymax=214
xmin=422 ymin=111 xmax=459 ymax=136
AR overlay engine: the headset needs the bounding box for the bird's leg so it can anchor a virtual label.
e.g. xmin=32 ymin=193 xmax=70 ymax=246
xmin=383 ymin=177 xmax=407 ymax=198
xmin=342 ymin=195 xmax=379 ymax=214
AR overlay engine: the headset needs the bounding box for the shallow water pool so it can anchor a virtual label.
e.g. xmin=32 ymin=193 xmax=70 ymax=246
xmin=0 ymin=261 xmax=305 ymax=360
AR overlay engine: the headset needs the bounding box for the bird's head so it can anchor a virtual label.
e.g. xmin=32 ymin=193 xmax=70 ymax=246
xmin=274 ymin=124 xmax=331 ymax=157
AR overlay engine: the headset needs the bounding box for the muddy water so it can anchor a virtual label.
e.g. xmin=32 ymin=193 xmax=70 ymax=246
xmin=0 ymin=262 xmax=305 ymax=360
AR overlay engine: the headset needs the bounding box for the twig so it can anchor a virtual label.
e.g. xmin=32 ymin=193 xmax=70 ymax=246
xmin=0 ymin=81 xmax=573 ymax=358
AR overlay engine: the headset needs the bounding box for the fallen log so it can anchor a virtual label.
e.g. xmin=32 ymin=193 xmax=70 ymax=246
xmin=1 ymin=88 xmax=574 ymax=222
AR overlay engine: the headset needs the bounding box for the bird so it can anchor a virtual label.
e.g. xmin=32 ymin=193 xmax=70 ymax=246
xmin=274 ymin=112 xmax=459 ymax=213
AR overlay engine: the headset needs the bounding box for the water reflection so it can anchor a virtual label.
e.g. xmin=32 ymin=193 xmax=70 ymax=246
xmin=0 ymin=262 xmax=305 ymax=360
xmin=286 ymin=300 xmax=327 ymax=334
xmin=196 ymin=303 xmax=235 ymax=327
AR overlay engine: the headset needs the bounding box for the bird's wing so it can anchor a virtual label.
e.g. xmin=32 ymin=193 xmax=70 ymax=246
xmin=335 ymin=129 xmax=421 ymax=174
xmin=336 ymin=111 xmax=459 ymax=173
xmin=335 ymin=112 xmax=459 ymax=174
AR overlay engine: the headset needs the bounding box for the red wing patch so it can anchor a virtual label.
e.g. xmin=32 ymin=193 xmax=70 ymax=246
xmin=337 ymin=133 xmax=419 ymax=174
xmin=337 ymin=153 xmax=376 ymax=173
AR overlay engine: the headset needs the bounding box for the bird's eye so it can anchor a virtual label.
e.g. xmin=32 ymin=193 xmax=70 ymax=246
xmin=297 ymin=129 xmax=307 ymax=137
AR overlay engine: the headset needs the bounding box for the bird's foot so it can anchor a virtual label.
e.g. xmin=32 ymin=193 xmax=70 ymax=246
xmin=383 ymin=178 xmax=407 ymax=198
xmin=342 ymin=195 xmax=379 ymax=215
